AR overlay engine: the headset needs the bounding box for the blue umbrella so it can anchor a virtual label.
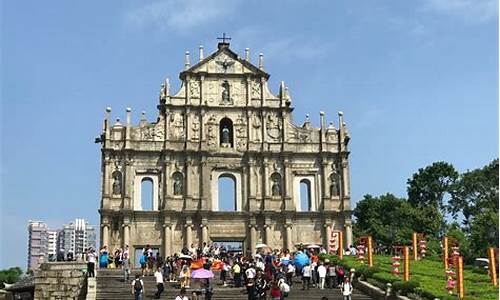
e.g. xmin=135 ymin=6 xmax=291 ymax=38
xmin=294 ymin=251 xmax=310 ymax=268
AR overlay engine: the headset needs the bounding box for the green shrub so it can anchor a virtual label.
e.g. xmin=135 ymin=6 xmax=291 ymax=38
xmin=391 ymin=280 xmax=420 ymax=295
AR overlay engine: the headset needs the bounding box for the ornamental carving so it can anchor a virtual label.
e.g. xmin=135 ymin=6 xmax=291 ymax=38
xmin=170 ymin=113 xmax=184 ymax=140
xmin=266 ymin=113 xmax=281 ymax=140
xmin=251 ymin=81 xmax=261 ymax=99
xmin=189 ymin=80 xmax=200 ymax=98
xmin=191 ymin=117 xmax=200 ymax=140
xmin=206 ymin=115 xmax=217 ymax=147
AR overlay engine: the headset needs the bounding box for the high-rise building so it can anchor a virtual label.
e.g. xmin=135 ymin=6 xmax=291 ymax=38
xmin=47 ymin=230 xmax=59 ymax=261
xmin=27 ymin=220 xmax=48 ymax=270
xmin=59 ymin=219 xmax=96 ymax=257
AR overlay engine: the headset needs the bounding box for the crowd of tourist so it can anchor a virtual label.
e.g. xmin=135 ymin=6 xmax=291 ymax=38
xmin=86 ymin=243 xmax=356 ymax=300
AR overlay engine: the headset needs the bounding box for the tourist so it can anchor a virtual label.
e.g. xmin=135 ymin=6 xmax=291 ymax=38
xmin=270 ymin=281 xmax=281 ymax=300
xmin=336 ymin=266 xmax=345 ymax=287
xmin=86 ymin=248 xmax=96 ymax=278
xmin=202 ymin=278 xmax=213 ymax=300
xmin=233 ymin=262 xmax=242 ymax=287
xmin=246 ymin=278 xmax=256 ymax=300
xmin=317 ymin=262 xmax=327 ymax=289
xmin=301 ymin=263 xmax=311 ymax=290
xmin=286 ymin=262 xmax=295 ymax=286
xmin=180 ymin=262 xmax=190 ymax=288
xmin=221 ymin=259 xmax=230 ymax=286
xmin=328 ymin=263 xmax=337 ymax=288
xmin=123 ymin=246 xmax=130 ymax=282
xmin=278 ymin=278 xmax=290 ymax=299
xmin=175 ymin=287 xmax=189 ymax=300
xmin=139 ymin=253 xmax=147 ymax=276
xmin=341 ymin=277 xmax=353 ymax=300
xmin=131 ymin=274 xmax=144 ymax=300
xmin=153 ymin=267 xmax=164 ymax=299
xmin=99 ymin=246 xmax=109 ymax=269
xmin=114 ymin=248 xmax=122 ymax=268
xmin=255 ymin=272 xmax=268 ymax=299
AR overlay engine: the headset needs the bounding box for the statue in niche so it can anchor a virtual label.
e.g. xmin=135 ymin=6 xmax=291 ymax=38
xmin=221 ymin=80 xmax=233 ymax=105
xmin=112 ymin=172 xmax=122 ymax=195
xmin=271 ymin=175 xmax=281 ymax=196
xmin=173 ymin=173 xmax=183 ymax=196
xmin=221 ymin=125 xmax=230 ymax=144
xmin=330 ymin=172 xmax=340 ymax=197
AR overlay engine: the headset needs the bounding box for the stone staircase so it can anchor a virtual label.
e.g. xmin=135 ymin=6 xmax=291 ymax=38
xmin=95 ymin=269 xmax=373 ymax=300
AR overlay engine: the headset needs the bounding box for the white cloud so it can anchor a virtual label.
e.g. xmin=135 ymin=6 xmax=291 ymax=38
xmin=422 ymin=0 xmax=498 ymax=22
xmin=126 ymin=0 xmax=240 ymax=33
xmin=231 ymin=26 xmax=331 ymax=63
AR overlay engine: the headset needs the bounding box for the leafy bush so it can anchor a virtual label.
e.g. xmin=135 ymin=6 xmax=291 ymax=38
xmin=392 ymin=280 xmax=420 ymax=295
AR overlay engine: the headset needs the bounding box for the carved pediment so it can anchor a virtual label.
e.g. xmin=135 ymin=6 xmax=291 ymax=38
xmin=181 ymin=46 xmax=269 ymax=79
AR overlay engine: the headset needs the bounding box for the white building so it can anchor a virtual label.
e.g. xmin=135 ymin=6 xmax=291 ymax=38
xmin=47 ymin=230 xmax=59 ymax=260
xmin=59 ymin=219 xmax=96 ymax=257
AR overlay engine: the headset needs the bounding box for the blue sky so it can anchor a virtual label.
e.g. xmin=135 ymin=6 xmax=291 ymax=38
xmin=1 ymin=0 xmax=498 ymax=270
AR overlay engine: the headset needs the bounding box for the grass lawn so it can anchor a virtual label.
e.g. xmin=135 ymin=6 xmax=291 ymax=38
xmin=337 ymin=255 xmax=498 ymax=300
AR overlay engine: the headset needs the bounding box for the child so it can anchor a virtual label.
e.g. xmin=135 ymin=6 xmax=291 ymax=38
xmin=270 ymin=281 xmax=281 ymax=300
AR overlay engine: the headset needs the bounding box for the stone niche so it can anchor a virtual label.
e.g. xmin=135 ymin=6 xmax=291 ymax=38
xmin=34 ymin=262 xmax=87 ymax=300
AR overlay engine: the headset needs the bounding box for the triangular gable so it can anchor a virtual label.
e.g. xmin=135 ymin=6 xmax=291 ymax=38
xmin=180 ymin=45 xmax=269 ymax=79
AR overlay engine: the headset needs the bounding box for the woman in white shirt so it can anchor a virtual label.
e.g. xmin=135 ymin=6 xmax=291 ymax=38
xmin=341 ymin=277 xmax=353 ymax=300
xmin=175 ymin=287 xmax=189 ymax=300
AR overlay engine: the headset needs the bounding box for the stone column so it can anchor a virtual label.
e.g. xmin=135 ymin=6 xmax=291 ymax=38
xmin=265 ymin=225 xmax=272 ymax=246
xmin=201 ymin=224 xmax=209 ymax=244
xmin=345 ymin=220 xmax=353 ymax=248
xmin=324 ymin=223 xmax=332 ymax=251
xmin=123 ymin=224 xmax=130 ymax=248
xmin=102 ymin=224 xmax=109 ymax=248
xmin=163 ymin=224 xmax=172 ymax=257
xmin=185 ymin=224 xmax=193 ymax=247
xmin=285 ymin=225 xmax=293 ymax=251
xmin=249 ymin=225 xmax=257 ymax=254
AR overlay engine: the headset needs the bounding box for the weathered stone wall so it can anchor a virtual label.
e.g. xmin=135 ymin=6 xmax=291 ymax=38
xmin=34 ymin=262 xmax=87 ymax=300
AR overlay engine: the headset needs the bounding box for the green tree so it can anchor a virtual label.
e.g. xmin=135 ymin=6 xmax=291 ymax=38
xmin=407 ymin=161 xmax=458 ymax=210
xmin=353 ymin=193 xmax=419 ymax=247
xmin=0 ymin=267 xmax=23 ymax=284
xmin=449 ymin=159 xmax=499 ymax=258
xmin=407 ymin=161 xmax=458 ymax=236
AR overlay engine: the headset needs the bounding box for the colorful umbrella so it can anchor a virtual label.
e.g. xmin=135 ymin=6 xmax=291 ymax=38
xmin=294 ymin=251 xmax=310 ymax=268
xmin=191 ymin=268 xmax=214 ymax=279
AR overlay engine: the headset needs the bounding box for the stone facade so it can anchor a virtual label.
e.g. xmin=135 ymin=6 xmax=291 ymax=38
xmin=97 ymin=42 xmax=353 ymax=264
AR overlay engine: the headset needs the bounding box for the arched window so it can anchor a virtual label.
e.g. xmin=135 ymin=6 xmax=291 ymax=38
xmin=172 ymin=172 xmax=184 ymax=196
xmin=218 ymin=174 xmax=236 ymax=211
xmin=141 ymin=178 xmax=154 ymax=210
xmin=300 ymin=179 xmax=312 ymax=211
xmin=219 ymin=118 xmax=233 ymax=147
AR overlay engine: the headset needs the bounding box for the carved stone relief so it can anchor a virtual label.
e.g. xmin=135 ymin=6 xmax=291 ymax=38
xmin=206 ymin=115 xmax=217 ymax=147
xmin=170 ymin=113 xmax=185 ymax=140
xmin=251 ymin=81 xmax=261 ymax=99
xmin=191 ymin=117 xmax=200 ymax=140
xmin=189 ymin=80 xmax=200 ymax=98
xmin=266 ymin=113 xmax=281 ymax=141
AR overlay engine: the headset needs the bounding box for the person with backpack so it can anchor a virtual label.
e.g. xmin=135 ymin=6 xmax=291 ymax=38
xmin=341 ymin=277 xmax=353 ymax=300
xmin=131 ymin=274 xmax=144 ymax=300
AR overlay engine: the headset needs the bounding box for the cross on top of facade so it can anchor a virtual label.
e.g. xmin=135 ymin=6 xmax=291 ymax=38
xmin=217 ymin=33 xmax=231 ymax=44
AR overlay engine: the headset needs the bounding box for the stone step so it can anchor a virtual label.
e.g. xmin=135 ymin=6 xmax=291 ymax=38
xmin=95 ymin=269 xmax=373 ymax=300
